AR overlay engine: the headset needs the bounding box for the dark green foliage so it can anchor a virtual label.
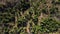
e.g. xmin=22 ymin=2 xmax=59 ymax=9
xmin=14 ymin=0 xmax=30 ymax=12
xmin=42 ymin=8 xmax=48 ymax=14
xmin=30 ymin=18 xmax=60 ymax=34
xmin=40 ymin=18 xmax=60 ymax=32
xmin=25 ymin=14 xmax=32 ymax=20
xmin=58 ymin=0 xmax=60 ymax=1
xmin=4 ymin=32 xmax=9 ymax=34
xmin=33 ymin=17 xmax=38 ymax=25
xmin=50 ymin=7 xmax=58 ymax=14
xmin=0 ymin=0 xmax=60 ymax=34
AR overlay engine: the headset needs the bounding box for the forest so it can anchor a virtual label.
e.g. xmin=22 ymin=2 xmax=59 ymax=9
xmin=0 ymin=0 xmax=60 ymax=34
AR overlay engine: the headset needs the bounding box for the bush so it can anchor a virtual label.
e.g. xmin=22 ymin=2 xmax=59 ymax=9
xmin=40 ymin=18 xmax=60 ymax=32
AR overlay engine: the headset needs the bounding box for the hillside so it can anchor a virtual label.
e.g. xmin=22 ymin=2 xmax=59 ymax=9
xmin=0 ymin=0 xmax=60 ymax=34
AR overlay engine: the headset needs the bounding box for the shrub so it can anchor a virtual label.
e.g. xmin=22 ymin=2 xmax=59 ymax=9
xmin=40 ymin=18 xmax=60 ymax=32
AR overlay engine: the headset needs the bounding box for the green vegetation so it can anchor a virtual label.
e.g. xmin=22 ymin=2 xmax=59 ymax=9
xmin=0 ymin=0 xmax=60 ymax=34
xmin=40 ymin=18 xmax=60 ymax=32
